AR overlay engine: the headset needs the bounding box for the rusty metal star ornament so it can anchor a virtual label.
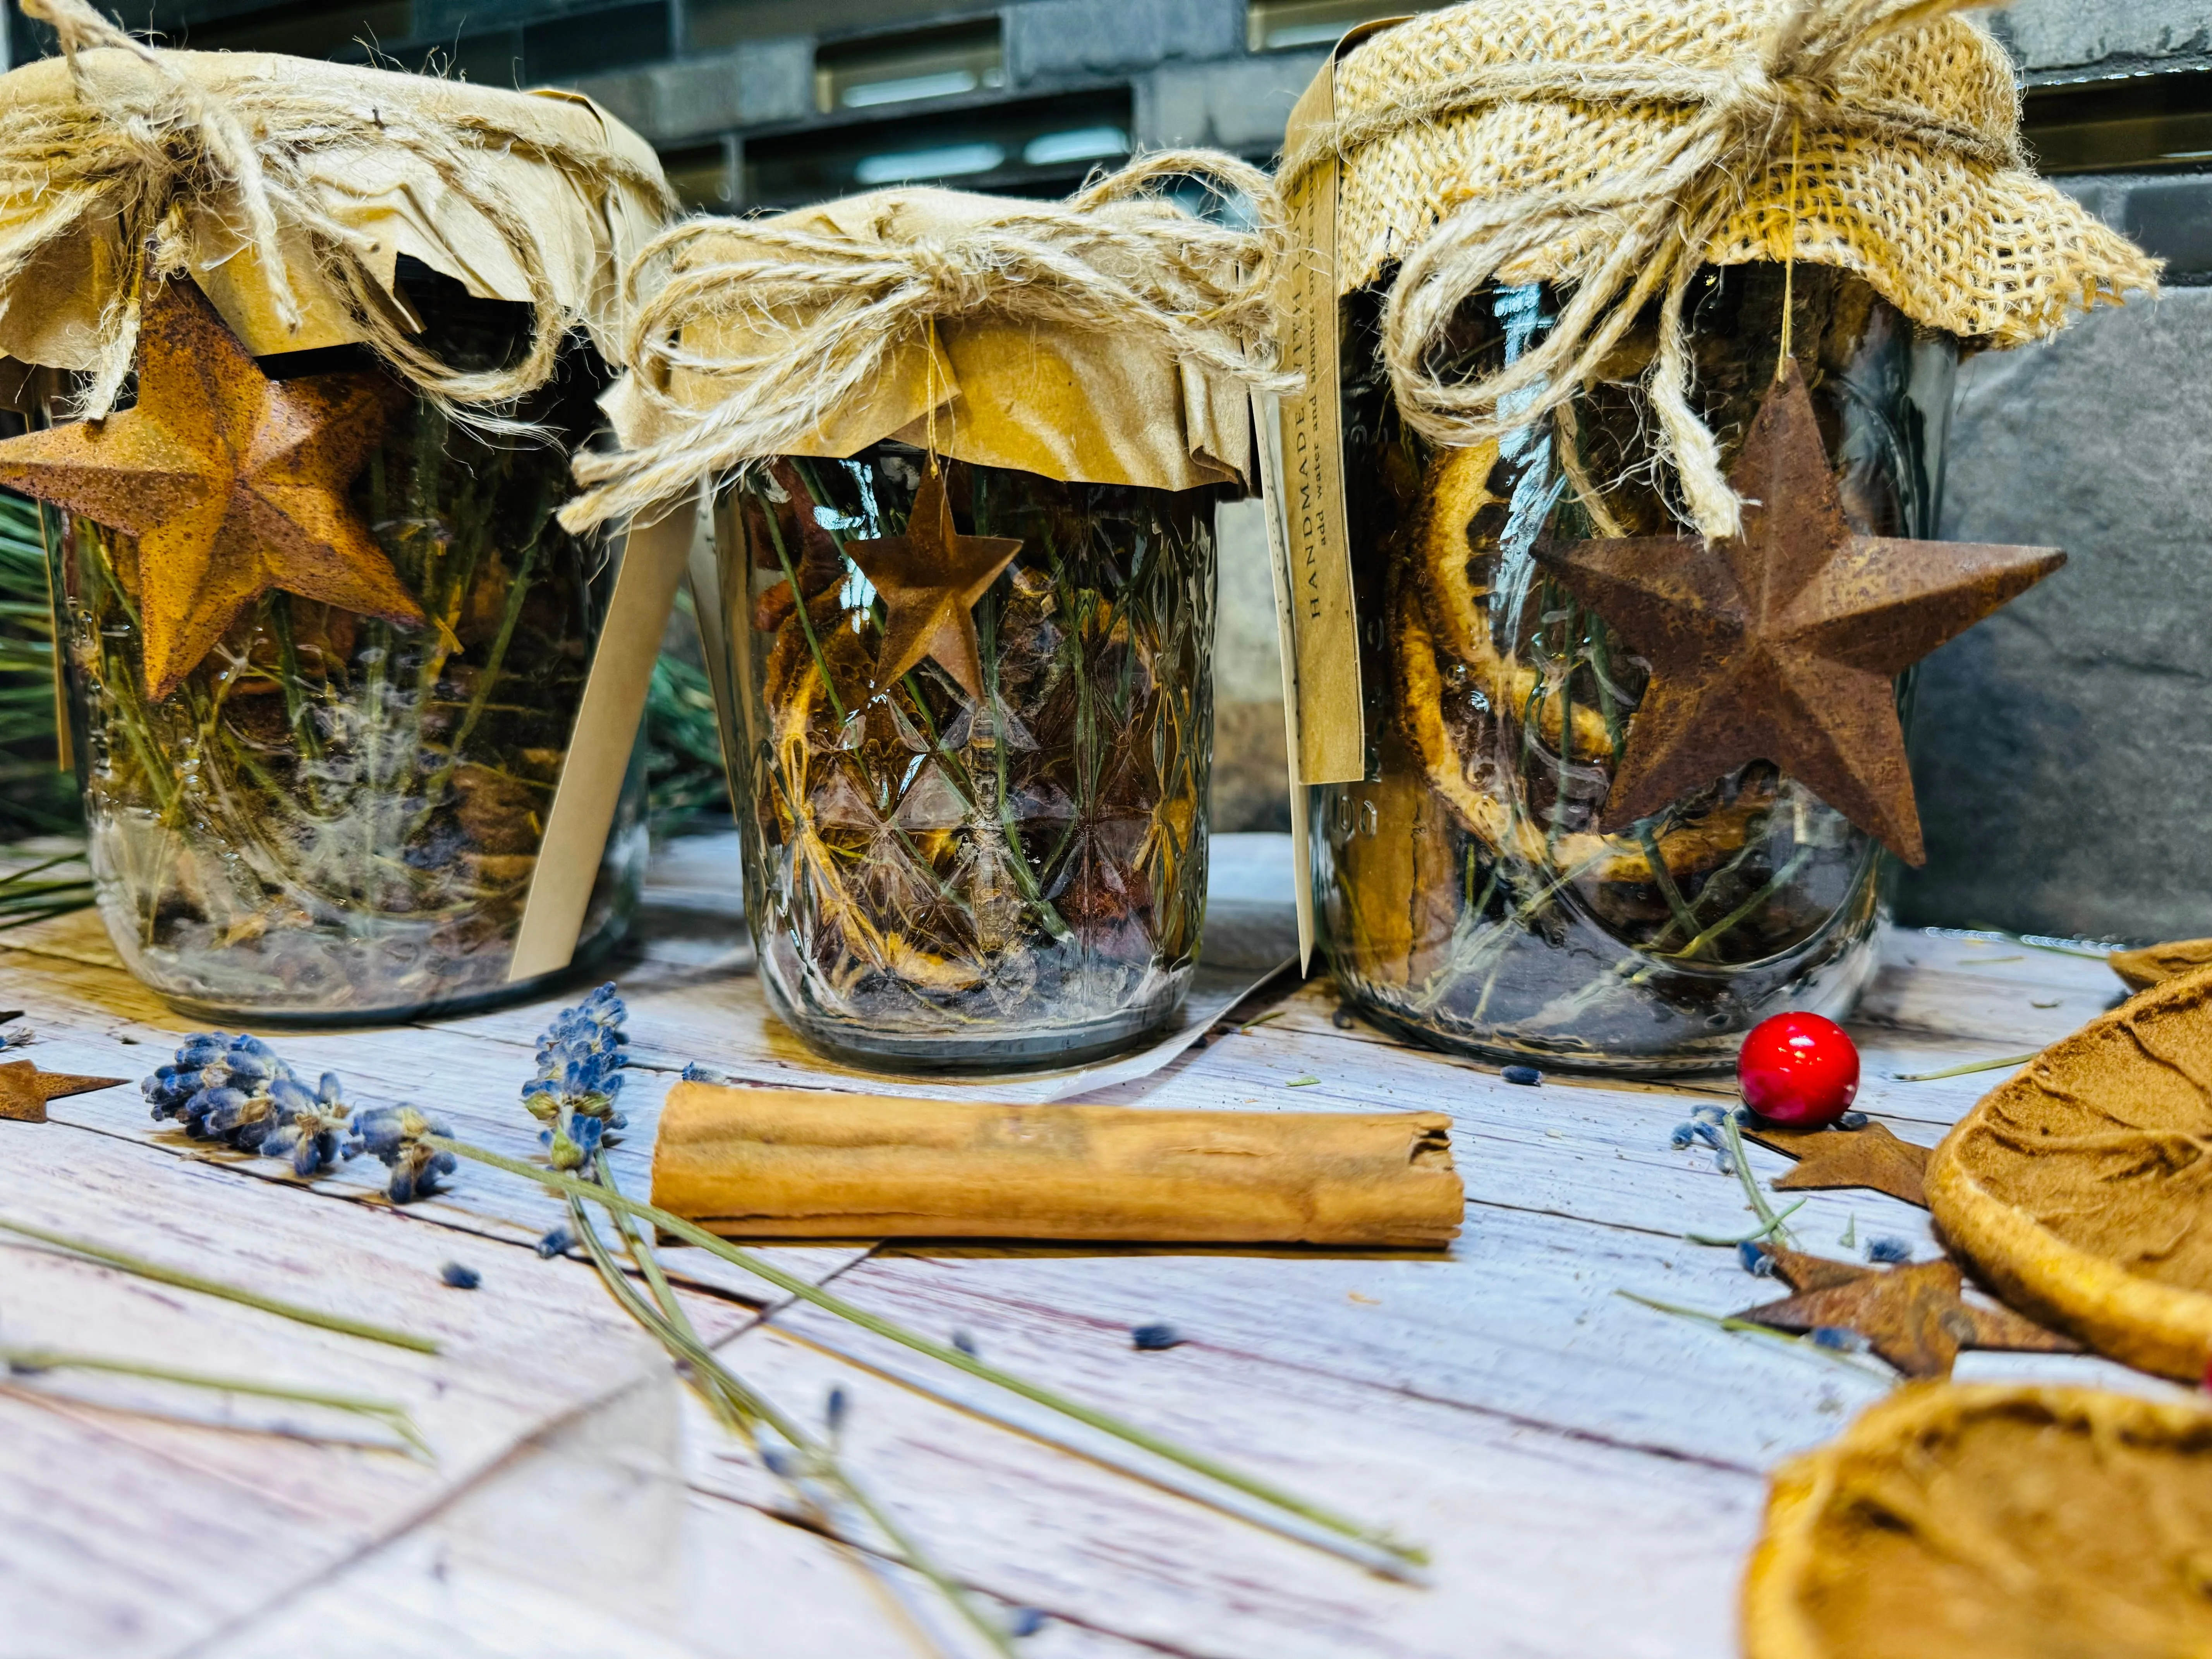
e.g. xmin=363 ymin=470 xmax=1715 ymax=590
xmin=1535 ymin=363 xmax=2064 ymax=864
xmin=842 ymin=465 xmax=1023 ymax=704
xmin=0 ymin=1059 xmax=127 ymax=1124
xmin=0 ymin=272 xmax=422 ymax=701
xmin=1735 ymin=1247 xmax=2080 ymax=1379
xmin=1741 ymin=1118 xmax=1934 ymax=1208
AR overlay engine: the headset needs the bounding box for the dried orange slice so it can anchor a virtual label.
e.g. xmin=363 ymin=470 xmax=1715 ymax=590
xmin=2109 ymin=938 xmax=2212 ymax=992
xmin=1745 ymin=1384 xmax=2212 ymax=1659
xmin=1926 ymin=966 xmax=2212 ymax=1381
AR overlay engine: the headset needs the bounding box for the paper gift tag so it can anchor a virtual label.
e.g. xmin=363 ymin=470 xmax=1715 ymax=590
xmin=1272 ymin=18 xmax=1411 ymax=795
xmin=508 ymin=500 xmax=699 ymax=981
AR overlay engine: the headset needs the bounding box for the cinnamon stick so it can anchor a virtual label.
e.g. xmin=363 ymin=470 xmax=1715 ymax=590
xmin=650 ymin=1084 xmax=1464 ymax=1247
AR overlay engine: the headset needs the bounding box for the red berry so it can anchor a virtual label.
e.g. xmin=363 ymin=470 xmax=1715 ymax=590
xmin=1736 ymin=1013 xmax=1860 ymax=1128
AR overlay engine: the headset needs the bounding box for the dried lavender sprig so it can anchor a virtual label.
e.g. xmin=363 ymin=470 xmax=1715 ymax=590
xmin=1893 ymin=1052 xmax=2037 ymax=1083
xmin=1681 ymin=1198 xmax=1807 ymax=1249
xmin=0 ymin=1345 xmax=432 ymax=1457
xmin=0 ymin=1215 xmax=438 ymax=1354
xmin=434 ymin=1136 xmax=1426 ymax=1570
xmin=158 ymin=1013 xmax=1422 ymax=1570
xmin=562 ymin=1188 xmax=1019 ymax=1658
xmin=531 ymin=994 xmax=1015 ymax=1659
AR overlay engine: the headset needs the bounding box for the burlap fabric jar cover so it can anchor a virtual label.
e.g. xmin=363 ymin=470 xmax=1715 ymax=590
xmin=566 ymin=156 xmax=1289 ymax=1070
xmin=0 ymin=1 xmax=677 ymax=1021
xmin=1272 ymin=0 xmax=2157 ymax=1073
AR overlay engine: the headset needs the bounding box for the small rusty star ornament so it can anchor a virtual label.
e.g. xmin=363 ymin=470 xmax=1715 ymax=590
xmin=1535 ymin=363 xmax=2064 ymax=864
xmin=842 ymin=466 xmax=1023 ymax=703
xmin=1741 ymin=1119 xmax=1933 ymax=1208
xmin=1736 ymin=1247 xmax=2079 ymax=1378
xmin=0 ymin=273 xmax=422 ymax=700
xmin=0 ymin=1059 xmax=127 ymax=1124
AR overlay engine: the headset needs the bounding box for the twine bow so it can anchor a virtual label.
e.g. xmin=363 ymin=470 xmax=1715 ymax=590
xmin=1280 ymin=0 xmax=2016 ymax=539
xmin=10 ymin=0 xmax=672 ymax=420
xmin=561 ymin=151 xmax=1294 ymax=533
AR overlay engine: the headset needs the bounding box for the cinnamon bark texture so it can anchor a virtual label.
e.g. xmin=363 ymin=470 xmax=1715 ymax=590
xmin=651 ymin=1083 xmax=1464 ymax=1246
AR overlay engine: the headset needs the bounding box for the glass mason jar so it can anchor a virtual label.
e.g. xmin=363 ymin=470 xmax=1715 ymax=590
xmin=716 ymin=444 xmax=1221 ymax=1070
xmin=52 ymin=271 xmax=646 ymax=1021
xmin=1319 ymin=264 xmax=1955 ymax=1072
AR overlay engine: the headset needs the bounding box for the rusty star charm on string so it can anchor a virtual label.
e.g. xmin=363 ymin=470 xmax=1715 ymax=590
xmin=842 ymin=465 xmax=1023 ymax=704
xmin=0 ymin=272 xmax=421 ymax=701
xmin=0 ymin=1059 xmax=127 ymax=1124
xmin=1535 ymin=362 xmax=2064 ymax=864
xmin=1735 ymin=1247 xmax=2079 ymax=1379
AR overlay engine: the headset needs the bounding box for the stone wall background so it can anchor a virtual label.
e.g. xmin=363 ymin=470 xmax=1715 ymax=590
xmin=1896 ymin=0 xmax=2212 ymax=939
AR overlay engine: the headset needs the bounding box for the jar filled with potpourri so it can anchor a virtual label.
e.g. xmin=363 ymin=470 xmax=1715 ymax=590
xmin=565 ymin=158 xmax=1287 ymax=1069
xmin=1271 ymin=0 xmax=2155 ymax=1072
xmin=0 ymin=39 xmax=674 ymax=1019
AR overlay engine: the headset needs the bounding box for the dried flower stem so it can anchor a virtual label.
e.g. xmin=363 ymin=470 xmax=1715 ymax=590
xmin=563 ymin=1177 xmax=1017 ymax=1657
xmin=0 ymin=1344 xmax=431 ymax=1455
xmin=0 ymin=1215 xmax=439 ymax=1353
xmin=1683 ymin=1197 xmax=1807 ymax=1248
xmin=437 ymin=1136 xmax=1423 ymax=1569
xmin=1718 ymin=1111 xmax=1796 ymax=1249
xmin=1893 ymin=1053 xmax=2036 ymax=1083
xmin=1613 ymin=1291 xmax=1893 ymax=1383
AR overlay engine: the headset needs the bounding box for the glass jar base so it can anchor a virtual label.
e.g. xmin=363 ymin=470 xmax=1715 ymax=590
xmin=140 ymin=928 xmax=631 ymax=1030
xmin=767 ymin=988 xmax=1190 ymax=1075
xmin=1336 ymin=936 xmax=1881 ymax=1080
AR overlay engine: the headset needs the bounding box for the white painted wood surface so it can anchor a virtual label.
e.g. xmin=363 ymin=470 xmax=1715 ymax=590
xmin=0 ymin=832 xmax=2178 ymax=1659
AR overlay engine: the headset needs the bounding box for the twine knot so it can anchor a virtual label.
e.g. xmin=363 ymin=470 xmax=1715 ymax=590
xmin=1292 ymin=0 xmax=2022 ymax=539
xmin=905 ymin=237 xmax=1001 ymax=316
xmin=7 ymin=0 xmax=672 ymax=423
xmin=562 ymin=149 xmax=1294 ymax=533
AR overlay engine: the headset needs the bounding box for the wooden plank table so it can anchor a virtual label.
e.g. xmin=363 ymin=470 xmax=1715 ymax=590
xmin=0 ymin=831 xmax=2183 ymax=1659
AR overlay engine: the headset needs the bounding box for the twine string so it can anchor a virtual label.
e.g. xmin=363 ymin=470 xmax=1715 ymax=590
xmin=1283 ymin=0 xmax=2013 ymax=538
xmin=1778 ymin=122 xmax=1802 ymax=383
xmin=11 ymin=0 xmax=673 ymax=420
xmin=561 ymin=150 xmax=1295 ymax=533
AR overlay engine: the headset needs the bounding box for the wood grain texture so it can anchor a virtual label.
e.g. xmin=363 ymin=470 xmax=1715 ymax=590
xmin=0 ymin=831 xmax=2170 ymax=1658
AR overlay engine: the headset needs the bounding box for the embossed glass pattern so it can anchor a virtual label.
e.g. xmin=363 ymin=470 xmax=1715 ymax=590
xmin=718 ymin=444 xmax=1219 ymax=1069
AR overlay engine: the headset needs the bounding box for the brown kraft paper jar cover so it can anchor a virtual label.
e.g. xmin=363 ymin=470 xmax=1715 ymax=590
xmin=1271 ymin=0 xmax=2154 ymax=1073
